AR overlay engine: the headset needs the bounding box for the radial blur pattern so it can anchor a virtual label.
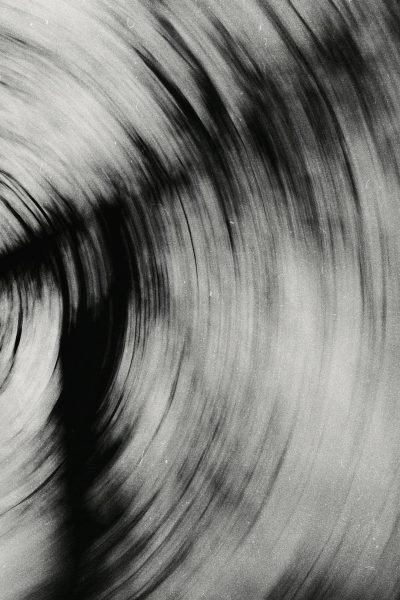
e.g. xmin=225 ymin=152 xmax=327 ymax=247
xmin=1 ymin=1 xmax=400 ymax=599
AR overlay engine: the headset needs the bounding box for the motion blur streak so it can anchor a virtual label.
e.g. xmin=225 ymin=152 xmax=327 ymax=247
xmin=0 ymin=1 xmax=400 ymax=598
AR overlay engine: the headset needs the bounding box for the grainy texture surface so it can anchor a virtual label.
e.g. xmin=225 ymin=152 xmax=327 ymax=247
xmin=1 ymin=1 xmax=400 ymax=598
